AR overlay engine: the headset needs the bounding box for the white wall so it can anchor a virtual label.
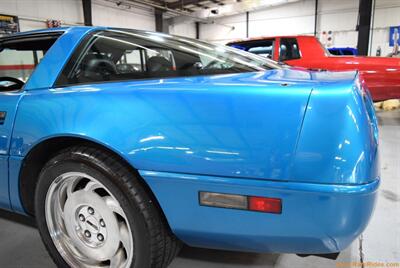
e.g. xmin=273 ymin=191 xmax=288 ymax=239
xmin=168 ymin=21 xmax=197 ymax=39
xmin=0 ymin=0 xmax=84 ymax=30
xmin=0 ymin=0 xmax=155 ymax=31
xmin=250 ymin=0 xmax=315 ymax=37
xmin=200 ymin=13 xmax=247 ymax=42
xmin=318 ymin=0 xmax=400 ymax=56
xmin=92 ymin=1 xmax=155 ymax=30
xmin=370 ymin=0 xmax=400 ymax=56
xmin=170 ymin=0 xmax=400 ymax=55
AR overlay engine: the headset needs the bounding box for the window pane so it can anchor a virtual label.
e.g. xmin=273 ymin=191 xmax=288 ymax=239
xmin=118 ymin=49 xmax=143 ymax=72
xmin=279 ymin=38 xmax=300 ymax=61
xmin=0 ymin=49 xmax=37 ymax=82
xmin=0 ymin=34 xmax=59 ymax=89
xmin=65 ymin=30 xmax=281 ymax=84
xmin=248 ymin=45 xmax=274 ymax=58
xmin=229 ymin=40 xmax=275 ymax=59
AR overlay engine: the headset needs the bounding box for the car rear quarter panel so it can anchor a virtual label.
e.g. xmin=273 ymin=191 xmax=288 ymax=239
xmin=291 ymin=73 xmax=379 ymax=184
xmin=11 ymin=70 xmax=313 ymax=184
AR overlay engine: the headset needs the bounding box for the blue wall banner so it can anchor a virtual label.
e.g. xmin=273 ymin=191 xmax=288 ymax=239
xmin=389 ymin=26 xmax=400 ymax=47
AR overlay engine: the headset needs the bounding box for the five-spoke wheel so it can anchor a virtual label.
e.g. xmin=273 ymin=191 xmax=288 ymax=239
xmin=34 ymin=146 xmax=181 ymax=268
xmin=45 ymin=172 xmax=133 ymax=267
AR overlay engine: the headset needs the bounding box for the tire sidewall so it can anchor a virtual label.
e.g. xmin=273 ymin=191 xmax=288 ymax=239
xmin=35 ymin=152 xmax=152 ymax=268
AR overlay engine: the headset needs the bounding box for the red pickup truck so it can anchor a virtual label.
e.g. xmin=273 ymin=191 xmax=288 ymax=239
xmin=227 ymin=35 xmax=400 ymax=101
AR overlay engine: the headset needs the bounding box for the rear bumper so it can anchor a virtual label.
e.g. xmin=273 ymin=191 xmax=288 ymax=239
xmin=140 ymin=170 xmax=379 ymax=254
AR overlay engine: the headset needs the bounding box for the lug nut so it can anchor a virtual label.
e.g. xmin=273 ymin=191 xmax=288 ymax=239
xmin=78 ymin=214 xmax=85 ymax=222
xmin=84 ymin=230 xmax=91 ymax=238
xmin=99 ymin=219 xmax=105 ymax=227
xmin=97 ymin=234 xmax=104 ymax=242
xmin=88 ymin=207 xmax=94 ymax=215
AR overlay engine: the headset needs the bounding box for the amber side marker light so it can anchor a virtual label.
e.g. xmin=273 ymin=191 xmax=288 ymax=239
xmin=199 ymin=191 xmax=282 ymax=214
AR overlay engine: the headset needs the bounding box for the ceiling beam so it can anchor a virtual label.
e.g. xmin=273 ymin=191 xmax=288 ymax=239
xmin=356 ymin=0 xmax=373 ymax=55
xmin=155 ymin=8 xmax=163 ymax=32
xmin=209 ymin=0 xmax=224 ymax=6
xmin=167 ymin=0 xmax=203 ymax=9
xmin=82 ymin=0 xmax=93 ymax=26
xmin=107 ymin=0 xmax=235 ymax=30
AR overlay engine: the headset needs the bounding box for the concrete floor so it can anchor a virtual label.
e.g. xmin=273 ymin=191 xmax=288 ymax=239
xmin=0 ymin=109 xmax=398 ymax=268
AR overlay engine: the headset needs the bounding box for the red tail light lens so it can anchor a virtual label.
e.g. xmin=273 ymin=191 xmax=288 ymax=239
xmin=248 ymin=196 xmax=282 ymax=214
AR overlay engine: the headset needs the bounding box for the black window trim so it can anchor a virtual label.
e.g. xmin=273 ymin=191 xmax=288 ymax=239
xmin=0 ymin=31 xmax=64 ymax=46
xmin=227 ymin=38 xmax=275 ymax=46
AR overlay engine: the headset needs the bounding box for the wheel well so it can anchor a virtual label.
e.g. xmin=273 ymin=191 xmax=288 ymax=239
xmin=19 ymin=137 xmax=163 ymax=220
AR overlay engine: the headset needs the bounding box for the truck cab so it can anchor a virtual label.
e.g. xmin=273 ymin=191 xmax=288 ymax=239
xmin=227 ymin=35 xmax=400 ymax=101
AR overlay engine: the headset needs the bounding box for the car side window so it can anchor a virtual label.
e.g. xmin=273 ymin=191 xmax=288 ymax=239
xmin=117 ymin=49 xmax=144 ymax=72
xmin=0 ymin=50 xmax=44 ymax=83
xmin=56 ymin=30 xmax=279 ymax=86
xmin=62 ymin=32 xmax=179 ymax=84
xmin=279 ymin=38 xmax=300 ymax=61
xmin=0 ymin=33 xmax=60 ymax=90
xmin=118 ymin=48 xmax=176 ymax=72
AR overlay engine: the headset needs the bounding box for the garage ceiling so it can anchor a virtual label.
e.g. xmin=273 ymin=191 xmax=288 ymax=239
xmin=106 ymin=0 xmax=299 ymax=20
xmin=152 ymin=0 xmax=233 ymax=13
xmin=153 ymin=0 xmax=300 ymax=19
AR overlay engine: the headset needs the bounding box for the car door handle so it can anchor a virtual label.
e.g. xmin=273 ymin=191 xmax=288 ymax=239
xmin=0 ymin=111 xmax=6 ymax=125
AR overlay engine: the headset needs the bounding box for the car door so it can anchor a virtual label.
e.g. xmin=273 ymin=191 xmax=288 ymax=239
xmin=0 ymin=34 xmax=60 ymax=210
xmin=0 ymin=91 xmax=22 ymax=209
xmin=0 ymin=46 xmax=36 ymax=209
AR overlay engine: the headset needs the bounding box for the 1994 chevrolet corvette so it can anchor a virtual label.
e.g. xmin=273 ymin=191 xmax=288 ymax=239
xmin=0 ymin=27 xmax=379 ymax=268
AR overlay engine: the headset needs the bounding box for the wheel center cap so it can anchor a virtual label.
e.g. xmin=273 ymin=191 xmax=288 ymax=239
xmin=75 ymin=206 xmax=107 ymax=247
xmin=85 ymin=216 xmax=100 ymax=234
xmin=63 ymin=190 xmax=122 ymax=260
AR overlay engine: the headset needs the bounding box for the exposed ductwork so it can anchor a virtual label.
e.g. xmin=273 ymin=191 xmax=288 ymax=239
xmin=103 ymin=0 xmax=301 ymax=23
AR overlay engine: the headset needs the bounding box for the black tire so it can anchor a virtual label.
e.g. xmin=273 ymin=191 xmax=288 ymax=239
xmin=34 ymin=145 xmax=181 ymax=268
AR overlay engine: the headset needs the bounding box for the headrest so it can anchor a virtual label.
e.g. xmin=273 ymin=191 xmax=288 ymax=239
xmin=82 ymin=54 xmax=117 ymax=81
xmin=147 ymin=56 xmax=173 ymax=72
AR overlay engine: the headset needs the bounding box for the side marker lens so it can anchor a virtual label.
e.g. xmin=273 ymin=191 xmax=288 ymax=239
xmin=199 ymin=191 xmax=282 ymax=214
xmin=199 ymin=192 xmax=247 ymax=209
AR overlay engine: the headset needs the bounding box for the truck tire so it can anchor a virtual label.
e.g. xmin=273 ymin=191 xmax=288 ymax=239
xmin=34 ymin=145 xmax=181 ymax=268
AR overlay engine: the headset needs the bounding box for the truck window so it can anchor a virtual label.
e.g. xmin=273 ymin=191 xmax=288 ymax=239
xmin=279 ymin=38 xmax=301 ymax=61
xmin=229 ymin=39 xmax=275 ymax=59
xmin=0 ymin=34 xmax=60 ymax=91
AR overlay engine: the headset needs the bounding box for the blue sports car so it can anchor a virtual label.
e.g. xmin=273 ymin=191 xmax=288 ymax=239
xmin=0 ymin=27 xmax=379 ymax=268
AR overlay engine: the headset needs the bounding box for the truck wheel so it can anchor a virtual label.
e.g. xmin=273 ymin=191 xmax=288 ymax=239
xmin=34 ymin=146 xmax=181 ymax=268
